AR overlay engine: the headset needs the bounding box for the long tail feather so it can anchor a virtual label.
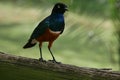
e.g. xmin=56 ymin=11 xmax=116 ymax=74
xmin=23 ymin=40 xmax=36 ymax=49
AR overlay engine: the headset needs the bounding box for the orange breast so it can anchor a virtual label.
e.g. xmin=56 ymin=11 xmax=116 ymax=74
xmin=36 ymin=28 xmax=61 ymax=42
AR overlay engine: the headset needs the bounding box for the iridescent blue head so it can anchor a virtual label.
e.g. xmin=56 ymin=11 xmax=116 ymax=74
xmin=52 ymin=3 xmax=68 ymax=14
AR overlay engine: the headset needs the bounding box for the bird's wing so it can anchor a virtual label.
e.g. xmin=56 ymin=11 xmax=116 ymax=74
xmin=30 ymin=15 xmax=65 ymax=39
xmin=30 ymin=16 xmax=50 ymax=39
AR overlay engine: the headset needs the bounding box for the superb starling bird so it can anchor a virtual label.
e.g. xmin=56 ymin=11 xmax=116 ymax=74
xmin=23 ymin=3 xmax=68 ymax=63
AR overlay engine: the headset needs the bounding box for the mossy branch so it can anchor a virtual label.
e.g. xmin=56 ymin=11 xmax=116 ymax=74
xmin=0 ymin=52 xmax=120 ymax=80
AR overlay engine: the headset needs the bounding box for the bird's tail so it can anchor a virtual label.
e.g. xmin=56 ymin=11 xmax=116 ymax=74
xmin=23 ymin=40 xmax=36 ymax=49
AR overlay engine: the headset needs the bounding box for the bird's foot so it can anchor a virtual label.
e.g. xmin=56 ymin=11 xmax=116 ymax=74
xmin=48 ymin=60 xmax=61 ymax=64
xmin=39 ymin=58 xmax=46 ymax=63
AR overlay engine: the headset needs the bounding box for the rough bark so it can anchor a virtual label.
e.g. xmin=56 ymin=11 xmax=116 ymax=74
xmin=0 ymin=52 xmax=120 ymax=80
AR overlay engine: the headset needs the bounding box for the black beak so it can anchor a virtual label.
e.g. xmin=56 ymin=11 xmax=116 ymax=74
xmin=65 ymin=7 xmax=68 ymax=11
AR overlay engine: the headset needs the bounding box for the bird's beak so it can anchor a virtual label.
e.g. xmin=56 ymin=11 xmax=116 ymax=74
xmin=65 ymin=7 xmax=68 ymax=11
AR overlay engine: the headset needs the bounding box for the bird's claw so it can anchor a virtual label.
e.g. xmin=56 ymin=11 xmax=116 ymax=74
xmin=39 ymin=58 xmax=46 ymax=63
xmin=48 ymin=60 xmax=61 ymax=64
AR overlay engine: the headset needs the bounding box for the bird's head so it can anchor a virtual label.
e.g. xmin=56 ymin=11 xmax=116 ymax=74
xmin=52 ymin=3 xmax=68 ymax=14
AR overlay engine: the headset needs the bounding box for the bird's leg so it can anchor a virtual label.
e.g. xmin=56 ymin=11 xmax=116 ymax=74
xmin=48 ymin=42 xmax=60 ymax=64
xmin=39 ymin=43 xmax=46 ymax=62
xmin=48 ymin=47 xmax=56 ymax=61
xmin=39 ymin=47 xmax=43 ymax=61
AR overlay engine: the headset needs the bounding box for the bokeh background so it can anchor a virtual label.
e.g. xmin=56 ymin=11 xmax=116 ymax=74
xmin=0 ymin=0 xmax=120 ymax=70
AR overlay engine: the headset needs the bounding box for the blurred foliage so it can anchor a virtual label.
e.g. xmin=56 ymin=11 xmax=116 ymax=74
xmin=0 ymin=0 xmax=119 ymax=70
xmin=109 ymin=0 xmax=120 ymax=69
xmin=0 ymin=0 xmax=109 ymax=17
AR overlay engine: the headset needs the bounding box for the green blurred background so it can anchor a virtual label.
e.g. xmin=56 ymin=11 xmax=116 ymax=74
xmin=0 ymin=0 xmax=119 ymax=70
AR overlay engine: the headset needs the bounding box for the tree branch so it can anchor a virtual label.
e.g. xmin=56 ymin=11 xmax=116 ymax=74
xmin=0 ymin=52 xmax=120 ymax=80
